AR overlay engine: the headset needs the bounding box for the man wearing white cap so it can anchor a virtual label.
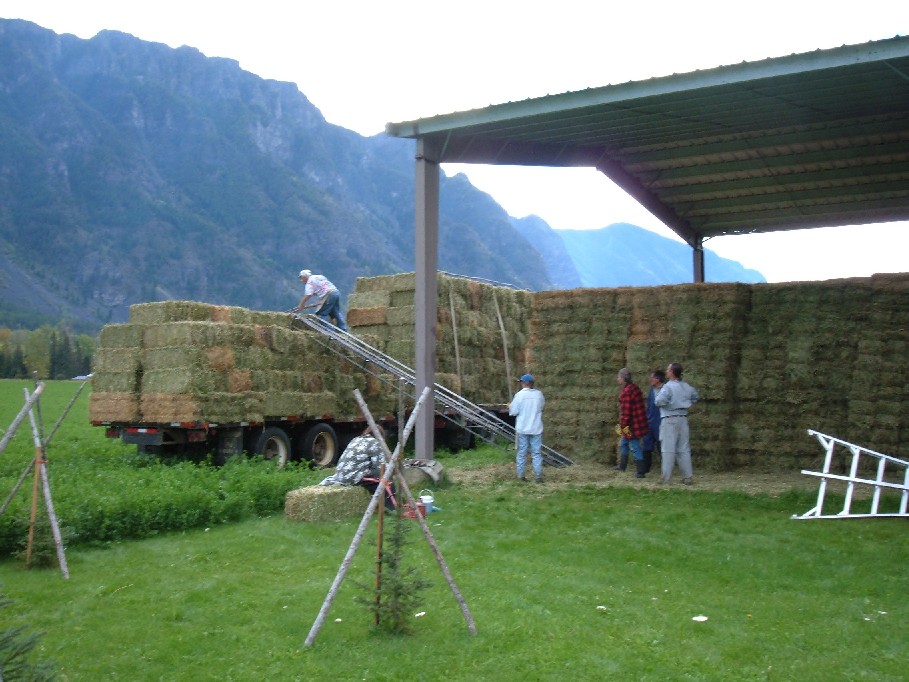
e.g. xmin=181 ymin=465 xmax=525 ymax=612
xmin=509 ymin=373 xmax=545 ymax=482
xmin=293 ymin=269 xmax=348 ymax=331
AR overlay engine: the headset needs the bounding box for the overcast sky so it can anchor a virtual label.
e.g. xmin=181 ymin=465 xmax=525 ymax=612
xmin=3 ymin=1 xmax=907 ymax=282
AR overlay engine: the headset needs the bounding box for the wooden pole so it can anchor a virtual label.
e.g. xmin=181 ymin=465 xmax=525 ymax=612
xmin=44 ymin=378 xmax=90 ymax=446
xmin=374 ymin=461 xmax=386 ymax=626
xmin=304 ymin=387 xmax=431 ymax=647
xmin=0 ymin=382 xmax=44 ymax=456
xmin=24 ymin=387 xmax=69 ymax=578
xmin=26 ymin=444 xmax=41 ymax=566
xmin=492 ymin=290 xmax=513 ymax=395
xmin=449 ymin=288 xmax=463 ymax=390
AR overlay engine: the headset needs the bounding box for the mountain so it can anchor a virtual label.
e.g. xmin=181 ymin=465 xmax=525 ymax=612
xmin=0 ymin=19 xmax=762 ymax=333
xmin=0 ymin=19 xmax=551 ymax=330
xmin=510 ymin=215 xmax=584 ymax=290
xmin=557 ymin=223 xmax=765 ymax=287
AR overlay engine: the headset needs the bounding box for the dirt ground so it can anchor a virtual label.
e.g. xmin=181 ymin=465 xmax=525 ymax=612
xmin=445 ymin=461 xmax=819 ymax=497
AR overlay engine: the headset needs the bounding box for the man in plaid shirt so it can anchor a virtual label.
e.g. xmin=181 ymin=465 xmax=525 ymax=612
xmin=614 ymin=367 xmax=650 ymax=478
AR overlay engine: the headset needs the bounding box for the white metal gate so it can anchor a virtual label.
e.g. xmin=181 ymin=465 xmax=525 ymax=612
xmin=793 ymin=430 xmax=909 ymax=519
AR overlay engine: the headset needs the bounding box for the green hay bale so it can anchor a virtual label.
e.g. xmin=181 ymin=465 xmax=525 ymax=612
xmin=142 ymin=368 xmax=228 ymax=394
xmin=143 ymin=322 xmax=255 ymax=349
xmin=92 ymin=371 xmax=141 ymax=394
xmin=89 ymin=392 xmax=140 ymax=423
xmin=268 ymin=326 xmax=316 ymax=355
xmin=141 ymin=346 xmax=236 ymax=373
xmin=98 ymin=323 xmax=146 ymax=349
xmin=284 ymin=485 xmax=367 ymax=522
xmin=348 ymin=290 xmax=392 ymax=309
xmin=385 ymin=306 xmax=416 ymax=327
xmin=129 ymin=300 xmax=217 ymax=325
xmin=263 ymin=391 xmax=339 ymax=419
xmin=93 ymin=347 xmax=141 ymax=374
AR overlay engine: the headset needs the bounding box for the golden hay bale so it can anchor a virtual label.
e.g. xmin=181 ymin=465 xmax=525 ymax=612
xmin=139 ymin=393 xmax=201 ymax=423
xmin=89 ymin=392 xmax=140 ymax=423
xmin=347 ymin=307 xmax=387 ymax=327
xmin=207 ymin=346 xmax=236 ymax=372
xmin=228 ymin=369 xmax=253 ymax=393
xmin=285 ymin=485 xmax=368 ymax=522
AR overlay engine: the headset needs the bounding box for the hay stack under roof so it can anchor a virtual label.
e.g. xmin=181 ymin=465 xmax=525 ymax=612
xmin=530 ymin=275 xmax=909 ymax=470
xmin=348 ymin=273 xmax=532 ymax=406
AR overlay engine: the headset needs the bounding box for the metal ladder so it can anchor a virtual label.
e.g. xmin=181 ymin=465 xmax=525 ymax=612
xmin=291 ymin=313 xmax=573 ymax=467
xmin=793 ymin=430 xmax=909 ymax=519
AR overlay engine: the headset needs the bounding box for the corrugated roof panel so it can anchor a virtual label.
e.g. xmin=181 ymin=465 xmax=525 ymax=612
xmin=387 ymin=36 xmax=909 ymax=243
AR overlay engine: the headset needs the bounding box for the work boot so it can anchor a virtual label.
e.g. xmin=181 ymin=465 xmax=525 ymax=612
xmin=612 ymin=454 xmax=628 ymax=471
xmin=634 ymin=459 xmax=646 ymax=478
xmin=643 ymin=451 xmax=653 ymax=473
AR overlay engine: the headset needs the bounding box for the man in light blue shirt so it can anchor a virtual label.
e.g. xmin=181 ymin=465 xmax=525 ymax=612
xmin=509 ymin=373 xmax=545 ymax=482
xmin=654 ymin=362 xmax=700 ymax=485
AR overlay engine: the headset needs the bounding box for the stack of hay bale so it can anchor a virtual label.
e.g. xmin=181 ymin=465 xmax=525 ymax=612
xmin=528 ymin=275 xmax=908 ymax=470
xmin=347 ymin=273 xmax=533 ymax=406
xmin=90 ymin=301 xmax=396 ymax=426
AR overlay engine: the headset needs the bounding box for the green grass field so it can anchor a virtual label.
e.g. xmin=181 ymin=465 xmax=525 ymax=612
xmin=1 ymin=380 xmax=907 ymax=680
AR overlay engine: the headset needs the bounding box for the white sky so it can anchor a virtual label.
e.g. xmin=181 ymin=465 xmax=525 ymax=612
xmin=3 ymin=1 xmax=908 ymax=282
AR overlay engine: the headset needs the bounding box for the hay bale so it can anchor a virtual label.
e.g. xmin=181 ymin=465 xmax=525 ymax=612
xmin=348 ymin=290 xmax=392 ymax=309
xmin=92 ymin=371 xmax=141 ymax=394
xmin=93 ymin=347 xmax=141 ymax=374
xmin=285 ymin=485 xmax=368 ymax=522
xmin=143 ymin=322 xmax=255 ymax=349
xmin=89 ymin=392 xmax=140 ymax=422
xmin=129 ymin=300 xmax=217 ymax=324
xmin=347 ymin=307 xmax=387 ymax=327
xmin=98 ymin=323 xmax=146 ymax=348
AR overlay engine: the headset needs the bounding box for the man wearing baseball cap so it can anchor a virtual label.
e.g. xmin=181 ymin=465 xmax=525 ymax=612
xmin=508 ymin=373 xmax=545 ymax=482
xmin=293 ymin=269 xmax=348 ymax=332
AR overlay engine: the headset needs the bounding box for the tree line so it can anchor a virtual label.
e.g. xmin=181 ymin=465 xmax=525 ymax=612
xmin=0 ymin=325 xmax=95 ymax=380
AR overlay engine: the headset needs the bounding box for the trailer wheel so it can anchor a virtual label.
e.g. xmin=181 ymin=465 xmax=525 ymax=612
xmin=298 ymin=423 xmax=339 ymax=468
xmin=253 ymin=427 xmax=292 ymax=468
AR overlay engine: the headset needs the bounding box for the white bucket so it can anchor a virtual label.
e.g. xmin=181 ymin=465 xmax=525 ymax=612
xmin=419 ymin=489 xmax=434 ymax=513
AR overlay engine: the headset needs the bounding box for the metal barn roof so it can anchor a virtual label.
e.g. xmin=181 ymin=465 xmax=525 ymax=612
xmin=386 ymin=35 xmax=909 ymax=249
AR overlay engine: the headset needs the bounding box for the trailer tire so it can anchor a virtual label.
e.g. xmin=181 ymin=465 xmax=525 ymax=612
xmin=298 ymin=423 xmax=339 ymax=468
xmin=252 ymin=427 xmax=292 ymax=468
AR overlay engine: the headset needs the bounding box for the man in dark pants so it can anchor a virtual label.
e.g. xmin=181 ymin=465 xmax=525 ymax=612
xmin=642 ymin=369 xmax=666 ymax=474
xmin=613 ymin=368 xmax=650 ymax=478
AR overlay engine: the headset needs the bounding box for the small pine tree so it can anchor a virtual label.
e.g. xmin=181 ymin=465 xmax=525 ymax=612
xmin=357 ymin=511 xmax=432 ymax=635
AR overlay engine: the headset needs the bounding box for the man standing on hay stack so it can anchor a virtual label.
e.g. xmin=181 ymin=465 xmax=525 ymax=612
xmin=509 ymin=373 xmax=545 ymax=483
xmin=655 ymin=362 xmax=700 ymax=485
xmin=294 ymin=269 xmax=348 ymax=331
xmin=614 ymin=368 xmax=650 ymax=478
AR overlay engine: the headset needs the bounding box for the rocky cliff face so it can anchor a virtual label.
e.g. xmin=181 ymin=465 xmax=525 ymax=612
xmin=0 ymin=19 xmax=552 ymax=331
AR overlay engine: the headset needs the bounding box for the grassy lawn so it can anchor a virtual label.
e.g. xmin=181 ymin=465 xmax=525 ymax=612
xmin=2 ymin=482 xmax=906 ymax=680
xmin=1 ymin=379 xmax=906 ymax=680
